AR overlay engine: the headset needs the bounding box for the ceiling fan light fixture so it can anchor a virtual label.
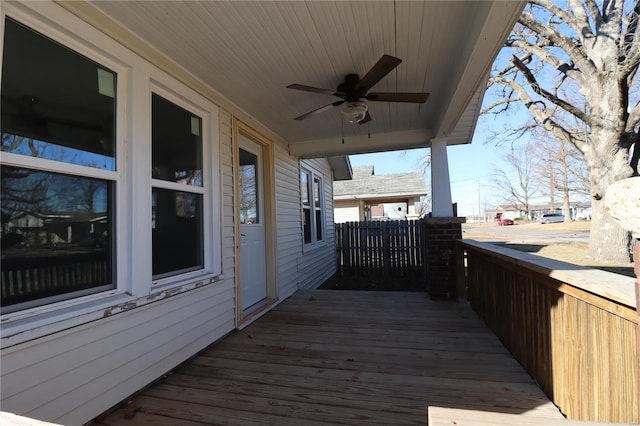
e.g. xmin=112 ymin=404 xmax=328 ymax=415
xmin=341 ymin=101 xmax=368 ymax=124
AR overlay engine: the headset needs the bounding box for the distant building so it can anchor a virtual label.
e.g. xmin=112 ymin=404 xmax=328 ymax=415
xmin=486 ymin=204 xmax=527 ymax=221
xmin=486 ymin=201 xmax=592 ymax=221
xmin=333 ymin=166 xmax=428 ymax=222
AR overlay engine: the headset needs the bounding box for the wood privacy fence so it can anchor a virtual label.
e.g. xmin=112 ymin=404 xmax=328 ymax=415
xmin=335 ymin=220 xmax=425 ymax=276
xmin=457 ymin=239 xmax=639 ymax=424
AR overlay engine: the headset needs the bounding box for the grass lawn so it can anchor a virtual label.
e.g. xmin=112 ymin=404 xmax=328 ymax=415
xmin=463 ymin=220 xmax=635 ymax=277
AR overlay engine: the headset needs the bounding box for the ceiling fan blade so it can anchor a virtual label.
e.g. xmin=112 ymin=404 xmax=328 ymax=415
xmin=354 ymin=55 xmax=402 ymax=92
xmin=293 ymin=100 xmax=345 ymax=120
xmin=358 ymin=111 xmax=372 ymax=125
xmin=287 ymin=84 xmax=346 ymax=98
xmin=366 ymin=92 xmax=430 ymax=103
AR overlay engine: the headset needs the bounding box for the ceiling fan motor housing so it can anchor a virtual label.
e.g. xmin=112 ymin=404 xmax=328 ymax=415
xmin=337 ymin=74 xmax=365 ymax=102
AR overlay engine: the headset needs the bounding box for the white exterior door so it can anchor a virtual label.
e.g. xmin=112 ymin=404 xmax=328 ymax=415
xmin=239 ymin=135 xmax=268 ymax=311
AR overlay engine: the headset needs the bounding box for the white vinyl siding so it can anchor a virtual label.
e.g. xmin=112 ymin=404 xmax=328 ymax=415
xmin=0 ymin=3 xmax=235 ymax=424
xmin=334 ymin=200 xmax=361 ymax=223
xmin=297 ymin=158 xmax=336 ymax=290
xmin=0 ymin=2 xmax=339 ymax=424
xmin=0 ymin=281 xmax=235 ymax=423
xmin=274 ymin=150 xmax=337 ymax=298
xmin=0 ymin=109 xmax=236 ymax=424
xmin=274 ymin=144 xmax=304 ymax=299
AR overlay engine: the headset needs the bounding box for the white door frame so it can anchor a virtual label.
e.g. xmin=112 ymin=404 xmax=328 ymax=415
xmin=233 ymin=119 xmax=277 ymax=324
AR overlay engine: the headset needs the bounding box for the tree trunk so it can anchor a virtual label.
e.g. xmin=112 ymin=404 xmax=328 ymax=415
xmin=589 ymin=199 xmax=630 ymax=263
xmin=584 ymin=93 xmax=633 ymax=263
xmin=563 ymin=196 xmax=571 ymax=222
xmin=562 ymin=156 xmax=570 ymax=222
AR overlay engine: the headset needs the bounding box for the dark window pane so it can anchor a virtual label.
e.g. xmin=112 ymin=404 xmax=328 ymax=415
xmin=313 ymin=177 xmax=321 ymax=208
xmin=303 ymin=208 xmax=312 ymax=244
xmin=1 ymin=18 xmax=116 ymax=170
xmin=239 ymin=148 xmax=259 ymax=224
xmin=1 ymin=166 xmax=114 ymax=310
xmin=152 ymin=94 xmax=202 ymax=186
xmin=315 ymin=209 xmax=323 ymax=241
xmin=152 ymin=188 xmax=203 ymax=277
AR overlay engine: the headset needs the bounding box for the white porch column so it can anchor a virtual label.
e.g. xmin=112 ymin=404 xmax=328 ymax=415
xmin=430 ymin=138 xmax=453 ymax=217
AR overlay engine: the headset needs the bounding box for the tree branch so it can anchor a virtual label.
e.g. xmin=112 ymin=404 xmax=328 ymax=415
xmin=627 ymin=102 xmax=640 ymax=132
xmin=532 ymin=0 xmax=594 ymax=41
xmin=584 ymin=0 xmax=604 ymax=25
xmin=511 ymin=55 xmax=590 ymax=123
xmin=507 ymin=38 xmax=585 ymax=85
xmin=619 ymin=0 xmax=640 ymax=76
xmin=518 ymin=8 xmax=598 ymax=77
xmin=480 ymin=94 xmax=520 ymax=115
xmin=492 ymin=74 xmax=589 ymax=153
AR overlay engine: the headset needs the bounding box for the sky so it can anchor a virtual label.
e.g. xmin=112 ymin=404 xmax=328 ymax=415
xmin=348 ymin=134 xmax=503 ymax=218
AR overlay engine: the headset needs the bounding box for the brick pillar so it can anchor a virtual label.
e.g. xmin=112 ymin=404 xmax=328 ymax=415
xmin=422 ymin=217 xmax=466 ymax=299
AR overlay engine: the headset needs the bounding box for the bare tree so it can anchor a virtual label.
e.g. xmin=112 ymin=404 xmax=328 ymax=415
xmin=238 ymin=163 xmax=258 ymax=224
xmin=483 ymin=0 xmax=640 ymax=262
xmin=400 ymin=149 xmax=432 ymax=217
xmin=531 ymin=132 xmax=590 ymax=221
xmin=417 ymin=196 xmax=432 ymax=218
xmin=493 ymin=142 xmax=540 ymax=218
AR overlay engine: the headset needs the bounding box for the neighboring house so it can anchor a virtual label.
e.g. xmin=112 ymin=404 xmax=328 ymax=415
xmin=487 ymin=204 xmax=527 ymax=221
xmin=487 ymin=201 xmax=592 ymax=221
xmin=0 ymin=1 xmax=524 ymax=424
xmin=334 ymin=166 xmax=428 ymax=222
xmin=5 ymin=211 xmax=108 ymax=246
xmin=530 ymin=201 xmax=592 ymax=220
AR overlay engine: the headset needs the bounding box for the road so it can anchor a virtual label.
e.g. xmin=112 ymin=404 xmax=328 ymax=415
xmin=463 ymin=222 xmax=590 ymax=244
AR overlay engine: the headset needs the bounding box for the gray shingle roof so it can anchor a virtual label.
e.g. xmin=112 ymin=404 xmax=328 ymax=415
xmin=334 ymin=166 xmax=428 ymax=199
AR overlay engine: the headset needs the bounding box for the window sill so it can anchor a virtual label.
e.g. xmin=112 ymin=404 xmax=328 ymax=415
xmin=302 ymin=240 xmax=327 ymax=253
xmin=0 ymin=273 xmax=223 ymax=350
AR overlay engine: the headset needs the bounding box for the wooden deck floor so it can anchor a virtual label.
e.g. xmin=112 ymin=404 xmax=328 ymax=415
xmin=94 ymin=290 xmax=564 ymax=425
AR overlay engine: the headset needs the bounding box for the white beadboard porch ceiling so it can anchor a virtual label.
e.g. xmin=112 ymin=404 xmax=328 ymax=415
xmin=86 ymin=1 xmax=524 ymax=158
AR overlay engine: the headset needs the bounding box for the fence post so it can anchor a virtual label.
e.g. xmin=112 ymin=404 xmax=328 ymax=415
xmin=421 ymin=220 xmax=428 ymax=282
xmin=382 ymin=221 xmax=390 ymax=275
xmin=455 ymin=242 xmax=467 ymax=302
xmin=342 ymin=222 xmax=351 ymax=270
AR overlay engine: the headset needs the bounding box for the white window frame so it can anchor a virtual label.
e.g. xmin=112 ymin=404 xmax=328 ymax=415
xmin=0 ymin=2 xmax=222 ymax=347
xmin=148 ymin=82 xmax=218 ymax=287
xmin=300 ymin=165 xmax=326 ymax=248
xmin=0 ymin=6 xmax=129 ymax=315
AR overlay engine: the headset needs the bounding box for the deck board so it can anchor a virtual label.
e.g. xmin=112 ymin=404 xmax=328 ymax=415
xmin=93 ymin=290 xmax=564 ymax=425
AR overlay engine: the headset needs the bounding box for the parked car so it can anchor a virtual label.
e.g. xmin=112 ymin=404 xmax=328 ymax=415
xmin=538 ymin=213 xmax=564 ymax=224
xmin=497 ymin=218 xmax=514 ymax=226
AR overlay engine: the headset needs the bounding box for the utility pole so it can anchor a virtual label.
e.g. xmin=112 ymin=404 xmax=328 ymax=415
xmin=477 ymin=180 xmax=482 ymax=223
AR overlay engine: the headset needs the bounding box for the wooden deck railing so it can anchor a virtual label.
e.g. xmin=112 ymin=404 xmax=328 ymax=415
xmin=457 ymin=240 xmax=639 ymax=424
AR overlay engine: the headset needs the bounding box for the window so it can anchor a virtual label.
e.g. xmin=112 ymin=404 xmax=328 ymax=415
xmin=1 ymin=18 xmax=117 ymax=312
xmin=301 ymin=167 xmax=324 ymax=245
xmin=151 ymin=93 xmax=205 ymax=279
xmin=0 ymin=10 xmax=221 ymax=322
xmin=239 ymin=148 xmax=259 ymax=225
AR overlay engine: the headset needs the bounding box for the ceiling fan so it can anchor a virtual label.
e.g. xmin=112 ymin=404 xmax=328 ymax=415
xmin=286 ymin=54 xmax=429 ymax=124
